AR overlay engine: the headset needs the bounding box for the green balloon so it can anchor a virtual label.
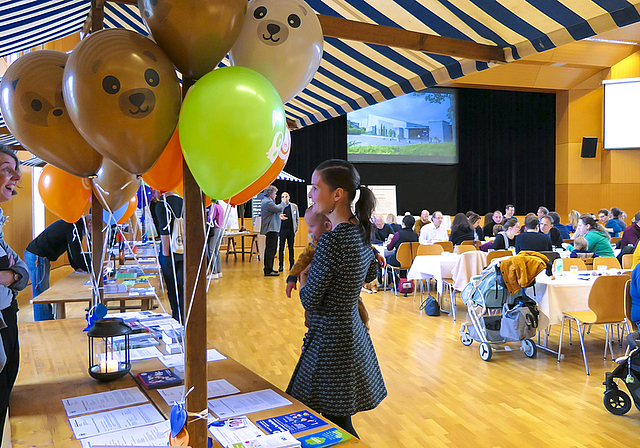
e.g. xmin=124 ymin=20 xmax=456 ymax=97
xmin=179 ymin=66 xmax=286 ymax=199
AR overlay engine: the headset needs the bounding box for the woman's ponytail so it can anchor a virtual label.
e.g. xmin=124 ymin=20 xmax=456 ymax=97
xmin=355 ymin=186 xmax=376 ymax=246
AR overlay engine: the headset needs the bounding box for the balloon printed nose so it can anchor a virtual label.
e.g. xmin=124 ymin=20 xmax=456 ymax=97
xmin=129 ymin=92 xmax=145 ymax=107
xmin=52 ymin=108 xmax=63 ymax=117
xmin=267 ymin=23 xmax=280 ymax=35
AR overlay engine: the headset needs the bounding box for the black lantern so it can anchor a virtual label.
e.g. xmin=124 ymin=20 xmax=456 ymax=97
xmin=88 ymin=318 xmax=132 ymax=381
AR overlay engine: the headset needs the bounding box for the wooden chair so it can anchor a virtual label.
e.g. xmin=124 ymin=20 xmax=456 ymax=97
xmin=486 ymin=250 xmax=512 ymax=265
xmin=558 ymin=274 xmax=630 ymax=375
xmin=563 ymin=239 xmax=574 ymax=244
xmin=538 ymin=251 xmax=560 ymax=265
xmin=562 ymin=258 xmax=587 ymax=271
xmin=611 ymin=237 xmax=622 ymax=245
xmin=593 ymin=256 xmax=621 ymax=270
xmin=417 ymin=244 xmax=443 ymax=256
xmin=434 ymin=241 xmax=453 ymax=252
xmin=454 ymin=244 xmax=477 ymax=254
xmin=387 ymin=242 xmax=420 ymax=296
xmin=460 ymin=240 xmax=475 ymax=246
xmin=622 ymin=254 xmax=633 ymax=269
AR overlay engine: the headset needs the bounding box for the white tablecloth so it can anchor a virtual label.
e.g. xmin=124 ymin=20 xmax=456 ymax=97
xmin=533 ymin=272 xmax=596 ymax=325
xmin=407 ymin=251 xmax=488 ymax=295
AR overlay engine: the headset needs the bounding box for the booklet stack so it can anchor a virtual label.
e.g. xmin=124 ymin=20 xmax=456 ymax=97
xmin=226 ymin=431 xmax=301 ymax=448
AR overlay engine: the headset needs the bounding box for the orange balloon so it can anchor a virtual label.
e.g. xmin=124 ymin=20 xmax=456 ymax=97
xmin=117 ymin=195 xmax=138 ymax=224
xmin=169 ymin=426 xmax=189 ymax=446
xmin=38 ymin=165 xmax=91 ymax=223
xmin=229 ymin=127 xmax=291 ymax=206
xmin=142 ymin=128 xmax=183 ymax=193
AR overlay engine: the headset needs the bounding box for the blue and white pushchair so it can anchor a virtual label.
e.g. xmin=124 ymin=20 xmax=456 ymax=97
xmin=459 ymin=261 xmax=539 ymax=361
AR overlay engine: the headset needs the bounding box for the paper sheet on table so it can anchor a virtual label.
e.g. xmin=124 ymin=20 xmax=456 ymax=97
xmin=158 ymin=379 xmax=240 ymax=406
xmin=207 ymin=389 xmax=292 ymax=419
xmin=207 ymin=415 xmax=264 ymax=446
xmin=159 ymin=349 xmax=226 ymax=368
xmin=99 ymin=347 xmax=163 ymax=362
xmin=63 ymin=387 xmax=148 ymax=417
xmin=80 ymin=420 xmax=170 ymax=447
xmin=69 ymin=403 xmax=164 ymax=439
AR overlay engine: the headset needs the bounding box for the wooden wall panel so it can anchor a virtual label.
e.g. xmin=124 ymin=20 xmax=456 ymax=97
xmin=567 ymin=87 xmax=603 ymax=143
xmin=556 ymin=143 xmax=569 ymax=184
xmin=566 ymin=142 xmax=602 ymax=184
xmin=608 ymin=149 xmax=640 ymax=184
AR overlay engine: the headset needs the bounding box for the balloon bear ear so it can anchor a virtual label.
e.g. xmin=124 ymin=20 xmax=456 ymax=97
xmin=170 ymin=402 xmax=187 ymax=438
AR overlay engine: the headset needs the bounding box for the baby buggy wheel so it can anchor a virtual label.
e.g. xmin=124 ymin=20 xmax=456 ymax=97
xmin=479 ymin=342 xmax=492 ymax=361
xmin=522 ymin=339 xmax=537 ymax=358
xmin=604 ymin=390 xmax=632 ymax=415
xmin=460 ymin=332 xmax=473 ymax=346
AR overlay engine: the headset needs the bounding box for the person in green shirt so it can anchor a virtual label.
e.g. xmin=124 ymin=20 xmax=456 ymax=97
xmin=567 ymin=214 xmax=614 ymax=257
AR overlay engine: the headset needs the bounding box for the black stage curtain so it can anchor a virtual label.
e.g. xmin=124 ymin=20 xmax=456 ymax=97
xmin=270 ymin=115 xmax=347 ymax=215
xmin=356 ymin=163 xmax=458 ymax=216
xmin=457 ymin=89 xmax=556 ymax=216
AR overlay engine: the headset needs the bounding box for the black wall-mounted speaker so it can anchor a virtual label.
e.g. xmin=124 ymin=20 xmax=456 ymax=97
xmin=581 ymin=137 xmax=598 ymax=158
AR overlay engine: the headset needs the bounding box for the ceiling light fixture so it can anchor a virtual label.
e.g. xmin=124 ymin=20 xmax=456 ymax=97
xmin=584 ymin=37 xmax=640 ymax=46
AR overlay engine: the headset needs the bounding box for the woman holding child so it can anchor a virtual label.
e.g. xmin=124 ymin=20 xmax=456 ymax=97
xmin=287 ymin=160 xmax=387 ymax=438
xmin=568 ymin=215 xmax=614 ymax=257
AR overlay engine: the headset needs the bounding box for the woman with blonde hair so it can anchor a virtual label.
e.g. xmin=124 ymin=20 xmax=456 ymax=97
xmin=567 ymin=210 xmax=580 ymax=233
xmin=384 ymin=213 xmax=401 ymax=233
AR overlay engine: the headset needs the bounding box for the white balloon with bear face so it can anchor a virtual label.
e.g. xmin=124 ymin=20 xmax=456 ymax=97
xmin=229 ymin=0 xmax=323 ymax=103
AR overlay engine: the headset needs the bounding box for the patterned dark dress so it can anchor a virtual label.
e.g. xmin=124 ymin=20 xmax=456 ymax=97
xmin=286 ymin=222 xmax=387 ymax=416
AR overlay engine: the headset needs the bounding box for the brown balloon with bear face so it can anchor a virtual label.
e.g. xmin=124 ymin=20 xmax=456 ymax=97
xmin=63 ymin=29 xmax=181 ymax=175
xmin=0 ymin=50 xmax=103 ymax=177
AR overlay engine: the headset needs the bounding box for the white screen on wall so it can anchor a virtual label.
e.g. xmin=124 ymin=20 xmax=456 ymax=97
xmin=604 ymin=78 xmax=640 ymax=149
xmin=347 ymin=88 xmax=457 ymax=164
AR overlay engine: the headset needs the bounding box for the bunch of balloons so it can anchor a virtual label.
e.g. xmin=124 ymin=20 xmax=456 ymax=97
xmin=0 ymin=0 xmax=324 ymax=222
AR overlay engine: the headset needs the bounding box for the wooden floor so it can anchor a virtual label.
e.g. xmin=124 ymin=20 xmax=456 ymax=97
xmin=15 ymin=257 xmax=640 ymax=447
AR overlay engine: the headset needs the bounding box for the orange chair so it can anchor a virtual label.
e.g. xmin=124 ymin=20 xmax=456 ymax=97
xmin=622 ymin=254 xmax=633 ymax=270
xmin=486 ymin=250 xmax=512 ymax=265
xmin=460 ymin=240 xmax=475 ymax=246
xmin=454 ymin=244 xmax=477 ymax=254
xmin=563 ymin=258 xmax=587 ymax=271
xmin=387 ymin=242 xmax=420 ymax=296
xmin=417 ymin=245 xmax=443 ymax=256
xmin=611 ymin=237 xmax=622 ymax=246
xmin=558 ymin=274 xmax=630 ymax=375
xmin=434 ymin=241 xmax=453 ymax=252
xmin=593 ymin=257 xmax=621 ymax=270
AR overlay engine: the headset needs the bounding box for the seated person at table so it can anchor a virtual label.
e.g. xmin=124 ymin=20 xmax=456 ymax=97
xmin=598 ymin=208 xmax=623 ymax=238
xmin=385 ymin=213 xmax=402 ymax=233
xmin=372 ymin=214 xmax=393 ymax=245
xmin=24 ymin=216 xmax=91 ymax=321
xmin=386 ymin=215 xmax=419 ymax=267
xmin=619 ymin=211 xmax=640 ymax=248
xmin=569 ymin=236 xmax=598 ymax=259
xmin=413 ymin=210 xmax=430 ymax=235
xmin=419 ymin=211 xmax=447 ymax=243
xmin=548 ymin=212 xmax=570 ymax=240
xmin=566 ymin=210 xmax=580 ymax=234
xmin=539 ymin=215 xmax=563 ymax=248
xmin=482 ymin=210 xmax=503 ymax=238
xmin=504 ymin=204 xmax=515 ymax=221
xmin=537 ymin=206 xmax=549 ymax=221
xmin=515 ymin=216 xmax=552 ymax=254
xmin=449 ymin=213 xmax=475 ymax=246
xmin=629 ymin=262 xmax=640 ymax=328
xmin=466 ymin=212 xmax=484 ymax=241
xmin=492 ymin=218 xmax=520 ymax=250
xmin=611 ymin=207 xmax=627 ymax=233
xmin=566 ymin=214 xmax=615 ymax=257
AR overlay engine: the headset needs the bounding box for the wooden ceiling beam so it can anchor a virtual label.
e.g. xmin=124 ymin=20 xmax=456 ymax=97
xmin=318 ymin=15 xmax=505 ymax=62
xmin=111 ymin=1 xmax=505 ymax=62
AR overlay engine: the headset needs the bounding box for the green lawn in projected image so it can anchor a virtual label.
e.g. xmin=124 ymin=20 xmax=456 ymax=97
xmin=347 ymin=141 xmax=456 ymax=156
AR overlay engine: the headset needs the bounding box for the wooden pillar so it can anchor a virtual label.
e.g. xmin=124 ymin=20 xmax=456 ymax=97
xmin=90 ymin=0 xmax=104 ymax=305
xmin=182 ymin=78 xmax=207 ymax=447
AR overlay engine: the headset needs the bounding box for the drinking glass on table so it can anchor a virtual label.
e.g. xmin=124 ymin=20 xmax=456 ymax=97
xmin=597 ymin=264 xmax=608 ymax=275
xmin=569 ymin=265 xmax=579 ymax=275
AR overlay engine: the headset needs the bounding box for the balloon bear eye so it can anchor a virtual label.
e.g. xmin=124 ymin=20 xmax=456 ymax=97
xmin=102 ymin=75 xmax=121 ymax=94
xmin=254 ymin=6 xmax=267 ymax=19
xmin=31 ymin=99 xmax=42 ymax=111
xmin=145 ymin=69 xmax=159 ymax=87
xmin=288 ymin=14 xmax=300 ymax=28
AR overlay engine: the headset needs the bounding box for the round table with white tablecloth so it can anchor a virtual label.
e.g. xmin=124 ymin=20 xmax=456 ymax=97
xmin=407 ymin=251 xmax=488 ymax=295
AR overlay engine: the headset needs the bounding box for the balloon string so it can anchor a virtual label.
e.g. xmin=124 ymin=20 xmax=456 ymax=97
xmin=183 ymin=217 xmax=210 ymax=330
xmin=163 ymin=193 xmax=183 ymax=329
xmin=139 ymin=184 xmax=166 ymax=297
xmin=73 ymin=220 xmax=99 ymax=305
xmin=205 ymin=202 xmax=231 ymax=292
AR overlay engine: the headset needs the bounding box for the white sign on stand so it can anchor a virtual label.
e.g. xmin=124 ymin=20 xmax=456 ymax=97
xmin=368 ymin=185 xmax=397 ymax=216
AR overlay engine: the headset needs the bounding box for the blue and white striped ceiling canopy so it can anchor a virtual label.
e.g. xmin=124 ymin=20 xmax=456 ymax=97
xmin=1 ymin=0 xmax=640 ymax=134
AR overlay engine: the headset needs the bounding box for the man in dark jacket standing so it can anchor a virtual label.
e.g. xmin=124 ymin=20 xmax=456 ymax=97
xmin=278 ymin=192 xmax=299 ymax=272
xmin=261 ymin=185 xmax=285 ymax=277
xmin=24 ymin=216 xmax=90 ymax=321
